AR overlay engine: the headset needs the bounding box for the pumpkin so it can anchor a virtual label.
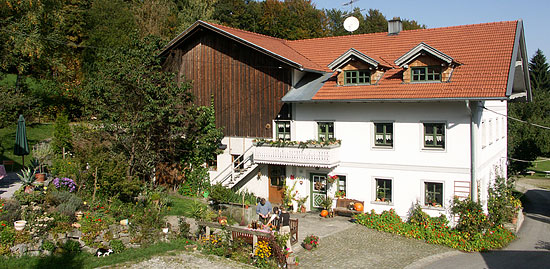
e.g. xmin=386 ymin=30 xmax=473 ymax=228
xmin=354 ymin=202 xmax=364 ymax=212
xmin=320 ymin=209 xmax=329 ymax=217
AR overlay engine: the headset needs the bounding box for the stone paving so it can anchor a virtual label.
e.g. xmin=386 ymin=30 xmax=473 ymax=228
xmin=0 ymin=172 xmax=21 ymax=199
xmin=293 ymin=215 xmax=453 ymax=268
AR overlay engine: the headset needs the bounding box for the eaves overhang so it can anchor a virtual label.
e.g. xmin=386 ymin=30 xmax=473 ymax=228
xmin=283 ymin=96 xmax=509 ymax=103
xmin=395 ymin=42 xmax=456 ymax=67
xmin=327 ymin=48 xmax=382 ymax=70
xmin=160 ymin=21 xmax=305 ymax=70
xmin=505 ymin=20 xmax=532 ymax=102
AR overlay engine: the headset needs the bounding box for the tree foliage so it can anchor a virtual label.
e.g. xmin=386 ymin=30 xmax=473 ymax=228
xmin=81 ymin=33 xmax=222 ymax=182
xmin=508 ymin=49 xmax=550 ymax=173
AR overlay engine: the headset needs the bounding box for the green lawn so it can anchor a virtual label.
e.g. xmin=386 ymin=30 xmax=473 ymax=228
xmin=0 ymin=123 xmax=54 ymax=171
xmin=163 ymin=194 xmax=203 ymax=218
xmin=525 ymin=158 xmax=550 ymax=178
xmin=1 ymin=239 xmax=195 ymax=269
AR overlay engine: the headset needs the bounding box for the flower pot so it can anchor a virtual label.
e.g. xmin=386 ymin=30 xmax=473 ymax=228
xmin=24 ymin=185 xmax=34 ymax=194
xmin=75 ymin=211 xmax=83 ymax=221
xmin=303 ymin=243 xmax=313 ymax=250
xmin=300 ymin=205 xmax=306 ymax=213
xmin=120 ymin=219 xmax=129 ymax=226
xmin=512 ymin=217 xmax=518 ymax=224
xmin=162 ymin=227 xmax=169 ymax=233
xmin=35 ymin=173 xmax=46 ymax=183
xmin=14 ymin=220 xmax=27 ymax=231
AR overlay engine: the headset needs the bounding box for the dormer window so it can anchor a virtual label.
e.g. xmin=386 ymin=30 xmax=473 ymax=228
xmin=395 ymin=42 xmax=459 ymax=84
xmin=345 ymin=70 xmax=371 ymax=85
xmin=411 ymin=66 xmax=441 ymax=82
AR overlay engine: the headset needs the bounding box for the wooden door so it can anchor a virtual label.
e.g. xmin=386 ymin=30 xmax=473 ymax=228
xmin=268 ymin=165 xmax=285 ymax=204
xmin=311 ymin=173 xmax=327 ymax=209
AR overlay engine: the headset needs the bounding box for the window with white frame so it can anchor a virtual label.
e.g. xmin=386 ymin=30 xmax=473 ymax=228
xmin=424 ymin=182 xmax=443 ymax=206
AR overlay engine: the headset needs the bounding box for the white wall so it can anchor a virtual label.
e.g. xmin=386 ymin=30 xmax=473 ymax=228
xmin=475 ymin=100 xmax=508 ymax=209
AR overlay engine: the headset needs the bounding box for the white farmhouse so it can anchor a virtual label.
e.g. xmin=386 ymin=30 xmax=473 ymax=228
xmin=161 ymin=19 xmax=531 ymax=220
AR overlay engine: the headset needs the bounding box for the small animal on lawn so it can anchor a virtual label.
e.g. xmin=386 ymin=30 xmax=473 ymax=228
xmin=96 ymin=248 xmax=113 ymax=257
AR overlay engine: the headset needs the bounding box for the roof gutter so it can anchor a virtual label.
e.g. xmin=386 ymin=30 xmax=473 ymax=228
xmin=283 ymin=97 xmax=509 ymax=103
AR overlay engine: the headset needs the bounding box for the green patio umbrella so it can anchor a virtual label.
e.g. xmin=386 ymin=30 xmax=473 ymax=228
xmin=14 ymin=114 xmax=29 ymax=167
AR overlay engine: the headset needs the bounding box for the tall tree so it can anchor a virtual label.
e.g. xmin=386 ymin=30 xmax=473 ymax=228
xmin=81 ymin=33 xmax=222 ymax=181
xmin=529 ymin=49 xmax=550 ymax=92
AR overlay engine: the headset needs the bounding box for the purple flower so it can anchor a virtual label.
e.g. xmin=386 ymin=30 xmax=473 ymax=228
xmin=53 ymin=177 xmax=77 ymax=192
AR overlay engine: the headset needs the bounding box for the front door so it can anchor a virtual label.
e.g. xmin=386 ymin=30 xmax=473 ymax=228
xmin=268 ymin=165 xmax=285 ymax=204
xmin=311 ymin=173 xmax=327 ymax=209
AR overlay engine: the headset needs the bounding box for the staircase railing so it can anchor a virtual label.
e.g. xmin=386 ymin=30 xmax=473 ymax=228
xmin=212 ymin=144 xmax=255 ymax=185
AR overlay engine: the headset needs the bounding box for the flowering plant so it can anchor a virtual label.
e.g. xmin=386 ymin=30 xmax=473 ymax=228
xmin=327 ymin=175 xmax=338 ymax=184
xmin=53 ymin=177 xmax=77 ymax=192
xmin=335 ymin=190 xmax=346 ymax=198
xmin=303 ymin=234 xmax=319 ymax=248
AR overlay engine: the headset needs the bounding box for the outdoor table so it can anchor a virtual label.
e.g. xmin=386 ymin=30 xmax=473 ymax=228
xmin=0 ymin=165 xmax=6 ymax=180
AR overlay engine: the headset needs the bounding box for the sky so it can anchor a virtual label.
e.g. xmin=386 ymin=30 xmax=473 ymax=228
xmin=311 ymin=0 xmax=550 ymax=59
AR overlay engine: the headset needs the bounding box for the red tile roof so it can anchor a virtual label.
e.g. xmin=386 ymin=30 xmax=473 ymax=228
xmin=199 ymin=21 xmax=520 ymax=100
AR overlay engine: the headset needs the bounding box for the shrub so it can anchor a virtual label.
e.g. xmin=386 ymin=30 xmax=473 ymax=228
xmin=0 ymin=221 xmax=16 ymax=246
xmin=451 ymin=197 xmax=490 ymax=236
xmin=354 ymin=207 xmax=515 ymax=252
xmin=13 ymin=188 xmax=45 ymax=205
xmin=0 ymin=199 xmax=21 ymax=223
xmin=488 ymin=175 xmax=516 ymax=225
xmin=209 ymin=183 xmax=258 ymax=205
xmin=110 ymin=239 xmax=126 ymax=253
xmin=180 ymin=167 xmax=210 ymax=197
xmin=63 ymin=240 xmax=81 ymax=253
xmin=41 ymin=240 xmax=56 ymax=251
xmin=52 ymin=112 xmax=73 ymax=155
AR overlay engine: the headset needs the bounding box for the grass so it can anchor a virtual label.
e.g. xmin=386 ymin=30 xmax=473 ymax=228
xmin=1 ymin=239 xmax=196 ymax=269
xmin=163 ymin=194 xmax=204 ymax=217
xmin=0 ymin=123 xmax=54 ymax=170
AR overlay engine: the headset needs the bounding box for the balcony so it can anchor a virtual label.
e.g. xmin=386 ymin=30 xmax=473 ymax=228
xmin=253 ymin=143 xmax=340 ymax=168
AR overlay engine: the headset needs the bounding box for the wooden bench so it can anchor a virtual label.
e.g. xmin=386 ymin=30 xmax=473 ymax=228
xmin=333 ymin=198 xmax=364 ymax=216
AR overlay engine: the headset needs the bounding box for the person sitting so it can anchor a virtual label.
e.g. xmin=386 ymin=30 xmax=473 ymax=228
xmin=267 ymin=207 xmax=281 ymax=229
xmin=256 ymin=198 xmax=272 ymax=224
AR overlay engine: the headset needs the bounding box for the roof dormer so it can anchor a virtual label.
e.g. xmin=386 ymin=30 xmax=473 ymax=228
xmin=328 ymin=48 xmax=387 ymax=86
xmin=395 ymin=43 xmax=459 ymax=83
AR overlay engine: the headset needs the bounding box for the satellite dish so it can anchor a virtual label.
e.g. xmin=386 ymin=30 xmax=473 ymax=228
xmin=344 ymin=16 xmax=359 ymax=32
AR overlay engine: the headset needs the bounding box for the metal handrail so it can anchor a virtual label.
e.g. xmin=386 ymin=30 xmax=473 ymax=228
xmin=212 ymin=144 xmax=255 ymax=184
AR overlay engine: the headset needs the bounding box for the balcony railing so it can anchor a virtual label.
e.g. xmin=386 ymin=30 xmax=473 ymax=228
xmin=253 ymin=143 xmax=340 ymax=168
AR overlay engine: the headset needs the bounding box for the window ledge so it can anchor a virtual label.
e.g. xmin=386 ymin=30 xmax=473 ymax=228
xmin=408 ymin=81 xmax=443 ymax=84
xmin=371 ymin=201 xmax=393 ymax=206
xmin=372 ymin=145 xmax=394 ymax=150
xmin=421 ymin=205 xmax=445 ymax=211
xmin=421 ymin=147 xmax=445 ymax=152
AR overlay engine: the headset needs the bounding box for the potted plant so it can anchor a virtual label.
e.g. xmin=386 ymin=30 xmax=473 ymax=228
xmin=30 ymin=158 xmax=46 ymax=183
xmin=302 ymin=234 xmax=319 ymax=250
xmin=32 ymin=142 xmax=52 ymax=179
xmin=17 ymin=167 xmax=36 ymax=193
xmin=335 ymin=190 xmax=346 ymax=198
xmin=320 ymin=196 xmax=333 ymax=212
xmin=296 ymin=196 xmax=308 ymax=213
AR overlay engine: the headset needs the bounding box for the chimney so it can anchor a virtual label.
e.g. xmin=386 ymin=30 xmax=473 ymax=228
xmin=388 ymin=19 xmax=402 ymax=35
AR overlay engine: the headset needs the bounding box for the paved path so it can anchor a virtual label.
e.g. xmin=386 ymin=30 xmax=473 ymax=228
xmin=416 ymin=180 xmax=550 ymax=269
xmin=0 ymin=172 xmax=21 ymax=199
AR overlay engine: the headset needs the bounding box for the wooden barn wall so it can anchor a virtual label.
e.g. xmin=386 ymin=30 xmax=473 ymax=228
xmin=162 ymin=30 xmax=291 ymax=138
